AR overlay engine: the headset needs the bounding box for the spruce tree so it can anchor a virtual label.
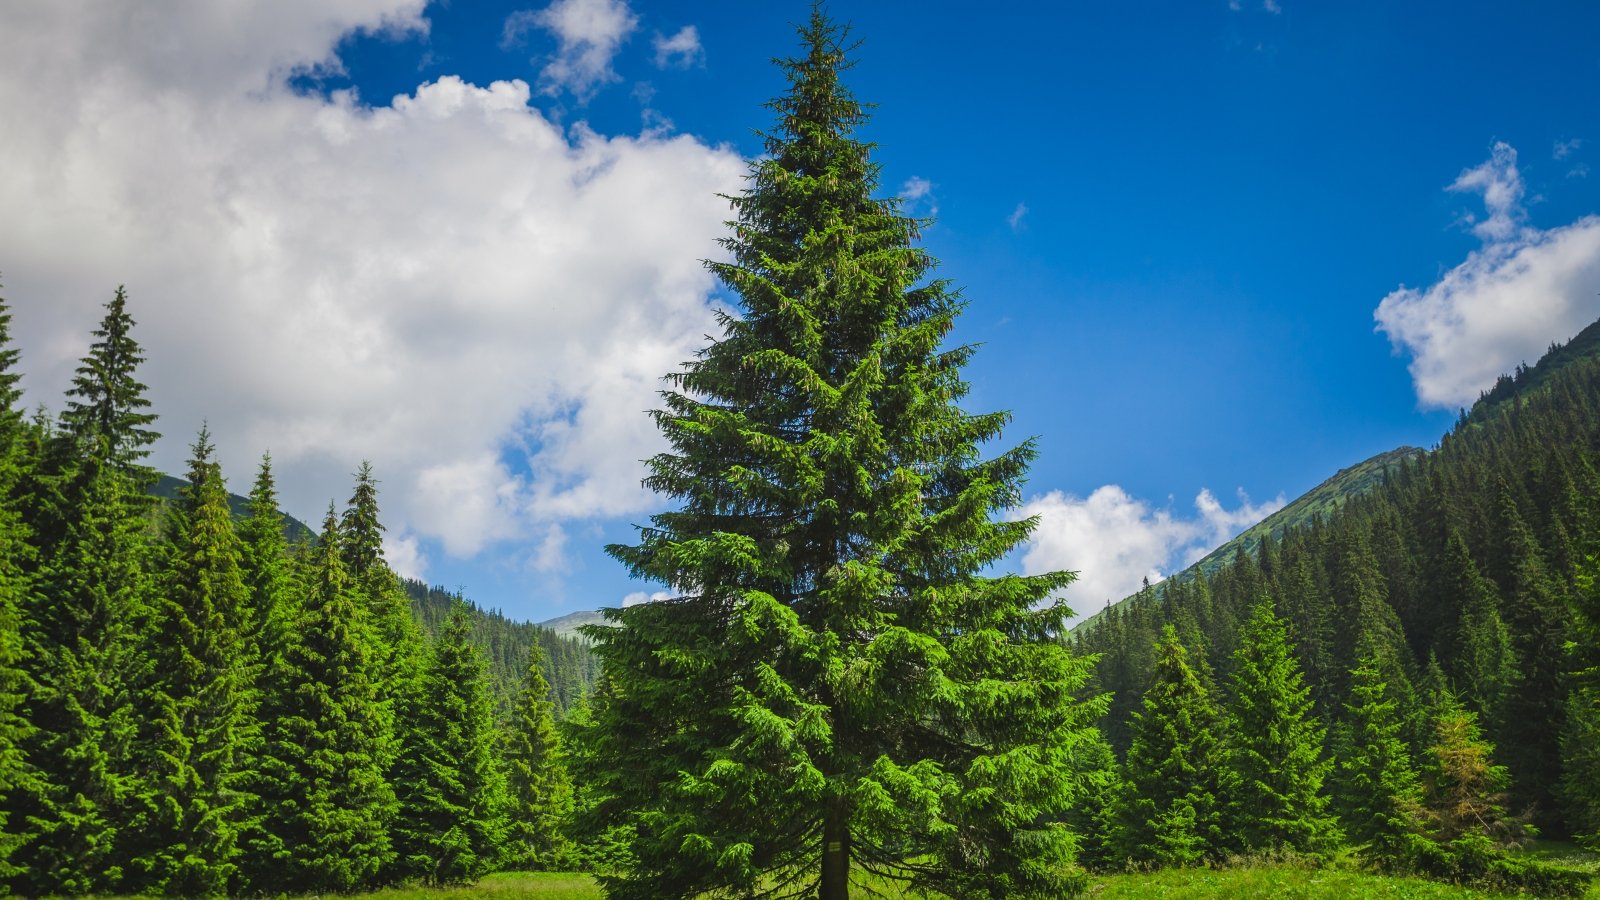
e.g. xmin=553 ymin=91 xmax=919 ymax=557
xmin=392 ymin=601 xmax=507 ymax=885
xmin=59 ymin=286 xmax=158 ymax=484
xmin=501 ymin=641 xmax=574 ymax=871
xmin=341 ymin=462 xmax=417 ymax=883
xmin=11 ymin=290 xmax=160 ymax=894
xmin=123 ymin=428 xmax=256 ymax=895
xmin=1110 ymin=627 xmax=1231 ymax=868
xmin=586 ymin=12 xmax=1103 ymax=899
xmin=0 ymin=290 xmax=36 ymax=884
xmin=257 ymin=507 xmax=394 ymax=893
xmin=234 ymin=456 xmax=305 ymax=894
xmin=1225 ymin=600 xmax=1340 ymax=857
xmin=1563 ymin=552 xmax=1600 ymax=849
xmin=1422 ymin=694 xmax=1527 ymax=847
xmin=1341 ymin=657 xmax=1428 ymax=870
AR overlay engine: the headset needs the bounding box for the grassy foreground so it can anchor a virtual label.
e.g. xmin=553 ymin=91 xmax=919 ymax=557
xmin=354 ymin=858 xmax=1600 ymax=899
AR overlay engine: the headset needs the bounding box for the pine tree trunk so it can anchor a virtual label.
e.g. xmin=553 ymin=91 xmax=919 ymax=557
xmin=820 ymin=798 xmax=850 ymax=900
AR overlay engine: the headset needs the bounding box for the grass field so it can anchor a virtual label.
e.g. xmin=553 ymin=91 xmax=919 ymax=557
xmin=355 ymin=854 xmax=1600 ymax=899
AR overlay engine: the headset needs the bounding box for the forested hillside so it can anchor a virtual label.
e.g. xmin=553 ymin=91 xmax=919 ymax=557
xmin=1075 ymin=317 xmax=1600 ymax=842
xmin=0 ymin=288 xmax=578 ymax=894
xmin=405 ymin=579 xmax=598 ymax=714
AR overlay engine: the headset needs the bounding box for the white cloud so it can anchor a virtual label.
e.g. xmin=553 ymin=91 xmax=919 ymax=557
xmin=1555 ymin=138 xmax=1583 ymax=160
xmin=652 ymin=26 xmax=704 ymax=69
xmin=511 ymin=0 xmax=640 ymax=100
xmin=1008 ymin=202 xmax=1029 ymax=231
xmin=1263 ymin=0 xmax=1282 ymax=13
xmin=1375 ymin=142 xmax=1600 ymax=409
xmin=622 ymin=589 xmax=671 ymax=606
xmin=1014 ymin=485 xmax=1284 ymax=623
xmin=0 ymin=2 xmax=745 ymax=581
xmin=898 ymin=176 xmax=937 ymax=217
xmin=383 ymin=532 xmax=429 ymax=581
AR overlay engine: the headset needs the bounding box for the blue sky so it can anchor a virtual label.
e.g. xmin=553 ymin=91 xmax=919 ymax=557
xmin=2 ymin=1 xmax=1597 ymax=623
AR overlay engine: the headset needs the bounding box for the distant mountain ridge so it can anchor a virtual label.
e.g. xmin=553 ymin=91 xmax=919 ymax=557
xmin=1072 ymin=445 xmax=1421 ymax=634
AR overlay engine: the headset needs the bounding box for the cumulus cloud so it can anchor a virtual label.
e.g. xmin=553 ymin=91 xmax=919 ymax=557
xmin=652 ymin=26 xmax=704 ymax=69
xmin=1013 ymin=485 xmax=1284 ymax=623
xmin=898 ymin=176 xmax=937 ymax=217
xmin=0 ymin=1 xmax=745 ymax=580
xmin=622 ymin=589 xmax=671 ymax=606
xmin=509 ymin=0 xmax=640 ymax=100
xmin=1008 ymin=202 xmax=1029 ymax=231
xmin=1375 ymin=142 xmax=1600 ymax=409
xmin=1555 ymin=138 xmax=1583 ymax=160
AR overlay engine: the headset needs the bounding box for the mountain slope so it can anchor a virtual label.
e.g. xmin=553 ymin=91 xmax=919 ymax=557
xmin=1072 ymin=318 xmax=1600 ymax=833
xmin=1073 ymin=445 xmax=1421 ymax=633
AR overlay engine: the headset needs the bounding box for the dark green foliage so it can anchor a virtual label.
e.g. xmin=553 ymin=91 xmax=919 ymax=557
xmin=256 ymin=507 xmax=394 ymax=892
xmin=9 ymin=291 xmax=163 ymax=895
xmin=60 ymin=287 xmax=158 ymax=484
xmin=1224 ymin=600 xmax=1340 ymax=857
xmin=1438 ymin=536 xmax=1514 ymax=723
xmin=405 ymin=580 xmax=598 ymax=717
xmin=392 ymin=601 xmax=507 ymax=885
xmin=585 ymin=12 xmax=1103 ymax=899
xmin=123 ymin=429 xmax=256 ymax=894
xmin=500 ymin=642 xmax=574 ymax=871
xmin=1564 ymin=552 xmax=1600 ymax=848
xmin=1111 ymin=628 xmax=1231 ymax=868
xmin=1340 ymin=658 xmax=1427 ymax=869
xmin=1062 ymin=729 xmax=1120 ymax=873
xmin=0 ymin=290 xmax=36 ymax=886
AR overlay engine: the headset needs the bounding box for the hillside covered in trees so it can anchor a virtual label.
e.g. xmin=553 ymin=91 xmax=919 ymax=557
xmin=1074 ymin=317 xmax=1600 ymax=868
xmin=0 ymin=288 xmax=583 ymax=894
xmin=1 ymin=8 xmax=1598 ymax=900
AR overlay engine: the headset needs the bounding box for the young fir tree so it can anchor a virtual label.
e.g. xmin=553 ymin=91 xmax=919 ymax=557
xmin=1422 ymin=692 xmax=1529 ymax=848
xmin=585 ymin=12 xmax=1103 ymax=899
xmin=341 ymin=462 xmax=417 ymax=881
xmin=1110 ymin=627 xmax=1232 ymax=868
xmin=59 ymin=286 xmax=159 ymax=485
xmin=234 ymin=455 xmax=305 ymax=894
xmin=10 ymin=289 xmax=160 ymax=895
xmin=1439 ymin=535 xmax=1514 ymax=726
xmin=1563 ymin=552 xmax=1600 ymax=849
xmin=1224 ymin=600 xmax=1341 ymax=857
xmin=0 ymin=290 xmax=37 ymax=884
xmin=122 ymin=429 xmax=256 ymax=894
xmin=1341 ymin=657 xmax=1429 ymax=870
xmin=257 ymin=507 xmax=394 ymax=893
xmin=501 ymin=641 xmax=575 ymax=871
xmin=392 ymin=601 xmax=507 ymax=885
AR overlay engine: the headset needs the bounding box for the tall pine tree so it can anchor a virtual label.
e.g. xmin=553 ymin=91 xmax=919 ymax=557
xmin=0 ymin=289 xmax=37 ymax=885
xmin=1341 ymin=657 xmax=1429 ymax=870
xmin=391 ymin=601 xmax=507 ymax=885
xmin=586 ymin=11 xmax=1103 ymax=899
xmin=1224 ymin=600 xmax=1340 ymax=857
xmin=11 ymin=289 xmax=160 ymax=894
xmin=123 ymin=429 xmax=256 ymax=894
xmin=1110 ymin=627 xmax=1231 ymax=868
xmin=500 ymin=641 xmax=575 ymax=871
xmin=256 ymin=507 xmax=393 ymax=892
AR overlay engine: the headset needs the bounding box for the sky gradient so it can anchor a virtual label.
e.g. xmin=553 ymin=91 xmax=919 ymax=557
xmin=2 ymin=1 xmax=1597 ymax=623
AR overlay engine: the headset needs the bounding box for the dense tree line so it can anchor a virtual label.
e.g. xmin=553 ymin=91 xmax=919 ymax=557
xmin=0 ymin=285 xmax=575 ymax=895
xmin=1074 ymin=320 xmax=1600 ymax=894
xmin=405 ymin=580 xmax=598 ymax=716
xmin=2 ymin=10 xmax=1598 ymax=899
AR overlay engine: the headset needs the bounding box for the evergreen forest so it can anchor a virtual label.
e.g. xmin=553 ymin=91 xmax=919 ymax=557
xmin=0 ymin=8 xmax=1597 ymax=899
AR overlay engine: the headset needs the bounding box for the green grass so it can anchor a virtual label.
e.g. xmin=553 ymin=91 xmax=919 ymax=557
xmin=1084 ymin=865 xmax=1507 ymax=898
xmin=363 ymin=871 xmax=603 ymax=899
xmin=346 ymin=860 xmax=1597 ymax=899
